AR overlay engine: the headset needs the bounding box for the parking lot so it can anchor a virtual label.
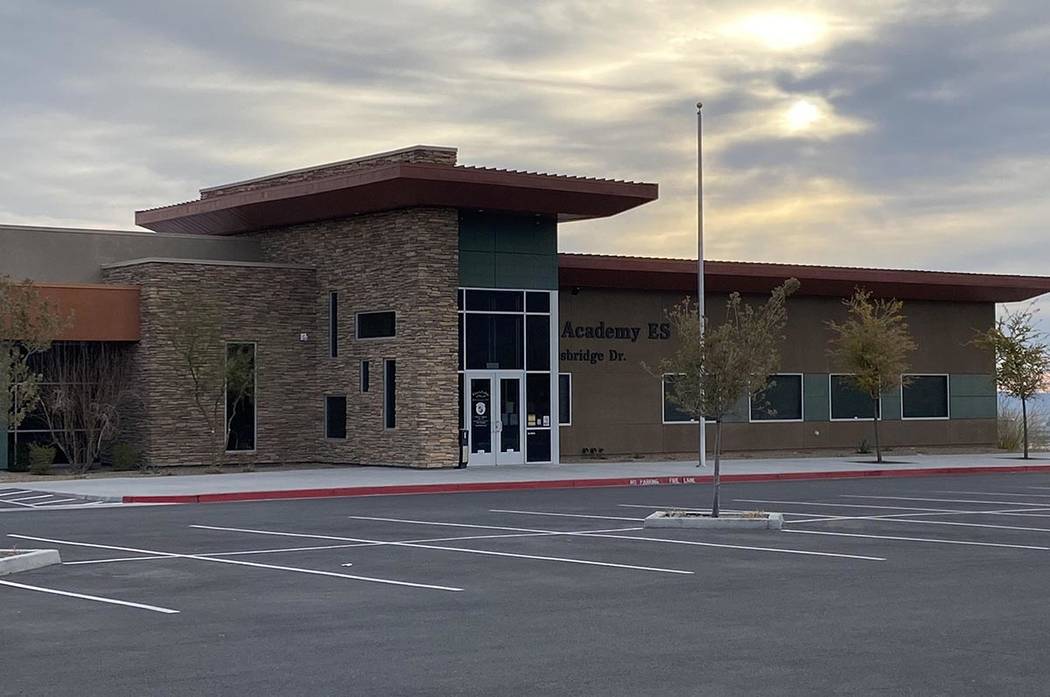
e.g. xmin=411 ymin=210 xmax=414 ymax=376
xmin=4 ymin=472 xmax=1050 ymax=696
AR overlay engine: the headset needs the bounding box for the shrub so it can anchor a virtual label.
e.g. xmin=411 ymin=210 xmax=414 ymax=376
xmin=110 ymin=443 xmax=139 ymax=471
xmin=28 ymin=443 xmax=56 ymax=475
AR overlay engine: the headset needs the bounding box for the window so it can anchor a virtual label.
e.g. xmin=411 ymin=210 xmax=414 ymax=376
xmin=525 ymin=315 xmax=550 ymax=370
xmin=465 ymin=314 xmax=523 ymax=369
xmin=662 ymin=374 xmax=697 ymax=424
xmin=830 ymin=374 xmax=880 ymax=420
xmin=325 ymin=395 xmax=347 ymax=439
xmin=558 ymin=373 xmax=572 ymax=425
xmin=526 ymin=374 xmax=551 ymax=428
xmin=750 ymin=374 xmax=803 ymax=422
xmin=902 ymin=374 xmax=949 ymax=419
xmin=384 ymin=359 xmax=396 ymax=429
xmin=465 ymin=289 xmax=523 ymax=312
xmin=357 ymin=311 xmax=396 ymax=339
xmin=328 ymin=291 xmax=339 ymax=358
xmin=360 ymin=361 xmax=370 ymax=393
xmin=526 ymin=292 xmax=550 ymax=313
xmin=225 ymin=343 xmax=256 ymax=452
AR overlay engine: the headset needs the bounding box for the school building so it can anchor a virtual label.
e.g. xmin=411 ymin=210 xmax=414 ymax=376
xmin=4 ymin=145 xmax=1050 ymax=469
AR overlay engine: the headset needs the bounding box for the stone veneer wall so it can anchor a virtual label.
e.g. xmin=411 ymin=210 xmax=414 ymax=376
xmin=251 ymin=206 xmax=460 ymax=468
xmin=102 ymin=261 xmax=320 ymax=467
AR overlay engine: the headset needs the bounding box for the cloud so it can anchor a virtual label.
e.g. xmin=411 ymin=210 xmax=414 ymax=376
xmin=0 ymin=0 xmax=1046 ymax=302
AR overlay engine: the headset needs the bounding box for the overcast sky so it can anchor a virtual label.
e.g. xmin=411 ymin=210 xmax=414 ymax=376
xmin=2 ymin=1 xmax=1048 ymax=280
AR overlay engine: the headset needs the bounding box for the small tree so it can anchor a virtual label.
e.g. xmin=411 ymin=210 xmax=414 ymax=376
xmin=0 ymin=277 xmax=68 ymax=469
xmin=827 ymin=289 xmax=916 ymax=464
xmin=653 ymin=278 xmax=799 ymax=516
xmin=170 ymin=298 xmax=254 ymax=467
xmin=37 ymin=343 xmax=138 ymax=474
xmin=974 ymin=306 xmax=1050 ymax=459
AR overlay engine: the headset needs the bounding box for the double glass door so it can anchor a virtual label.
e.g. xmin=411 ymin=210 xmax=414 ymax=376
xmin=466 ymin=372 xmax=524 ymax=465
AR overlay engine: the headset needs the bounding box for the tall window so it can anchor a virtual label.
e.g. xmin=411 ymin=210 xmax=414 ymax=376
xmin=357 ymin=311 xmax=396 ymax=340
xmin=750 ymin=374 xmax=803 ymax=422
xmin=360 ymin=360 xmax=370 ymax=393
xmin=328 ymin=291 xmax=339 ymax=358
xmin=225 ymin=343 xmax=256 ymax=451
xmin=325 ymin=394 xmax=347 ymax=439
xmin=902 ymin=374 xmax=949 ymax=419
xmin=384 ymin=359 xmax=396 ymax=429
xmin=662 ymin=374 xmax=697 ymax=424
xmin=558 ymin=373 xmax=572 ymax=426
xmin=830 ymin=374 xmax=880 ymax=420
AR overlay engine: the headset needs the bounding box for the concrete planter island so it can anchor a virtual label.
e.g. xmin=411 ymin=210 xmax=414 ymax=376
xmin=0 ymin=549 xmax=62 ymax=576
xmin=644 ymin=511 xmax=784 ymax=530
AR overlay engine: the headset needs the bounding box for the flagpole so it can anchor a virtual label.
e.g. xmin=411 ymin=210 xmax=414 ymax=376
xmin=697 ymin=102 xmax=707 ymax=469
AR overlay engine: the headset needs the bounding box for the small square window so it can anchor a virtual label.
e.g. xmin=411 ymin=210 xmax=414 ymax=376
xmin=902 ymin=375 xmax=949 ymax=419
xmin=357 ymin=311 xmax=396 ymax=339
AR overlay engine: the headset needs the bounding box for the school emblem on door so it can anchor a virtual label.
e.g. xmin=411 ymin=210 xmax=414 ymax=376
xmin=475 ymin=402 xmax=487 ymax=416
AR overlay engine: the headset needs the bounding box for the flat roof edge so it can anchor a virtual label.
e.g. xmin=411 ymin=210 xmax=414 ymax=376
xmin=0 ymin=223 xmax=252 ymax=241
xmin=101 ymin=257 xmax=315 ymax=271
xmin=199 ymin=145 xmax=459 ymax=194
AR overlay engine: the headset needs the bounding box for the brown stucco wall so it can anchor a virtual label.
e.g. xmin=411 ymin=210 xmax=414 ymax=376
xmin=252 ymin=207 xmax=460 ymax=468
xmin=558 ymin=287 xmax=997 ymax=456
xmin=102 ymin=260 xmax=320 ymax=467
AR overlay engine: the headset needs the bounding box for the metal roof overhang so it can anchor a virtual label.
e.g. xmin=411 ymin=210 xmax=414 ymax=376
xmin=558 ymin=254 xmax=1050 ymax=303
xmin=136 ymin=163 xmax=658 ymax=235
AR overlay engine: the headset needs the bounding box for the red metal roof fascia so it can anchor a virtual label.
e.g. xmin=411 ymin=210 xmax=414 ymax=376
xmin=135 ymin=164 xmax=658 ymax=235
xmin=557 ymin=255 xmax=1050 ymax=303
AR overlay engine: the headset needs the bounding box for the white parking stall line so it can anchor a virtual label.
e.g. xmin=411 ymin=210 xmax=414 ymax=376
xmin=3 ymin=494 xmax=55 ymax=503
xmin=933 ymin=490 xmax=1050 ymax=499
xmin=489 ymin=509 xmax=644 ymax=522
xmin=64 ymin=555 xmax=175 ymax=565
xmin=0 ymin=498 xmax=36 ymax=508
xmin=191 ymin=524 xmax=696 ymax=575
xmin=784 ymin=529 xmax=1050 ymax=551
xmin=0 ymin=490 xmax=33 ymax=498
xmin=335 ymin=516 xmax=884 ymax=562
xmin=734 ymin=498 xmax=966 ymax=513
xmin=794 ymin=515 xmax=1050 ymax=533
xmin=33 ymin=498 xmax=80 ymax=506
xmin=841 ymin=494 xmax=1050 ymax=507
xmin=9 ymin=534 xmax=464 ymax=592
xmin=616 ymin=504 xmax=781 ymax=514
xmin=0 ymin=579 xmax=180 ymax=614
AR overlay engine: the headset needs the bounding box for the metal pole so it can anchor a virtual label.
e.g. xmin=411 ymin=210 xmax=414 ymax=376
xmin=697 ymin=102 xmax=707 ymax=469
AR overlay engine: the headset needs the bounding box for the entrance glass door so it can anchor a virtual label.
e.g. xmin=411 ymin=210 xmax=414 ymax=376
xmin=466 ymin=373 xmax=524 ymax=465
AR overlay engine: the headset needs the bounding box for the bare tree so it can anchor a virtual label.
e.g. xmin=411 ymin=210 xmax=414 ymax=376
xmin=974 ymin=306 xmax=1050 ymax=459
xmin=827 ymin=289 xmax=916 ymax=464
xmin=0 ymin=276 xmax=68 ymax=469
xmin=170 ymin=299 xmax=255 ymax=467
xmin=652 ymin=278 xmax=799 ymax=516
xmin=36 ymin=343 xmax=138 ymax=473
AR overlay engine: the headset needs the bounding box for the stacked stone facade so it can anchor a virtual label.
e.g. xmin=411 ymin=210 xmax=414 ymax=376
xmin=102 ymin=260 xmax=320 ymax=467
xmin=252 ymin=206 xmax=460 ymax=468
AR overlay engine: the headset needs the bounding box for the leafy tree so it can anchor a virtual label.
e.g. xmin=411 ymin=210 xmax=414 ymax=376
xmin=827 ymin=289 xmax=916 ymax=464
xmin=654 ymin=278 xmax=799 ymax=516
xmin=974 ymin=306 xmax=1050 ymax=459
xmin=170 ymin=298 xmax=255 ymax=468
xmin=0 ymin=276 xmax=68 ymax=470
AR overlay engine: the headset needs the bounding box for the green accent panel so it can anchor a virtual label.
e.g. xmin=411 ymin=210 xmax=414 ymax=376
xmin=724 ymin=395 xmax=749 ymax=423
xmin=493 ymin=253 xmax=558 ymax=290
xmin=459 ymin=210 xmax=558 ymax=289
xmin=881 ymin=388 xmax=902 ymax=421
xmin=803 ymin=373 xmax=829 ymax=421
xmin=459 ymin=250 xmax=496 ymax=288
xmin=1 ymin=415 xmax=7 ymax=472
xmin=950 ymin=374 xmax=997 ymax=419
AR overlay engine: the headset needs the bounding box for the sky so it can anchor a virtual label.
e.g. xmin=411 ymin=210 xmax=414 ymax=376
xmin=2 ymin=1 xmax=1048 ymax=288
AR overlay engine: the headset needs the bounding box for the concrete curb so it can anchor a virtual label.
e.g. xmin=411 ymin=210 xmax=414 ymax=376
xmin=643 ymin=511 xmax=784 ymax=530
xmin=0 ymin=549 xmax=62 ymax=576
xmin=118 ymin=463 xmax=1050 ymax=505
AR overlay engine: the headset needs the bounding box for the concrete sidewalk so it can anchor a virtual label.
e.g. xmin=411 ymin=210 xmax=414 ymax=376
xmin=18 ymin=451 xmax=1050 ymax=504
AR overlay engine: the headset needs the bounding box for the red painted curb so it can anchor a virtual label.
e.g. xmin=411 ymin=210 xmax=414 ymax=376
xmin=121 ymin=463 xmax=1050 ymax=505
